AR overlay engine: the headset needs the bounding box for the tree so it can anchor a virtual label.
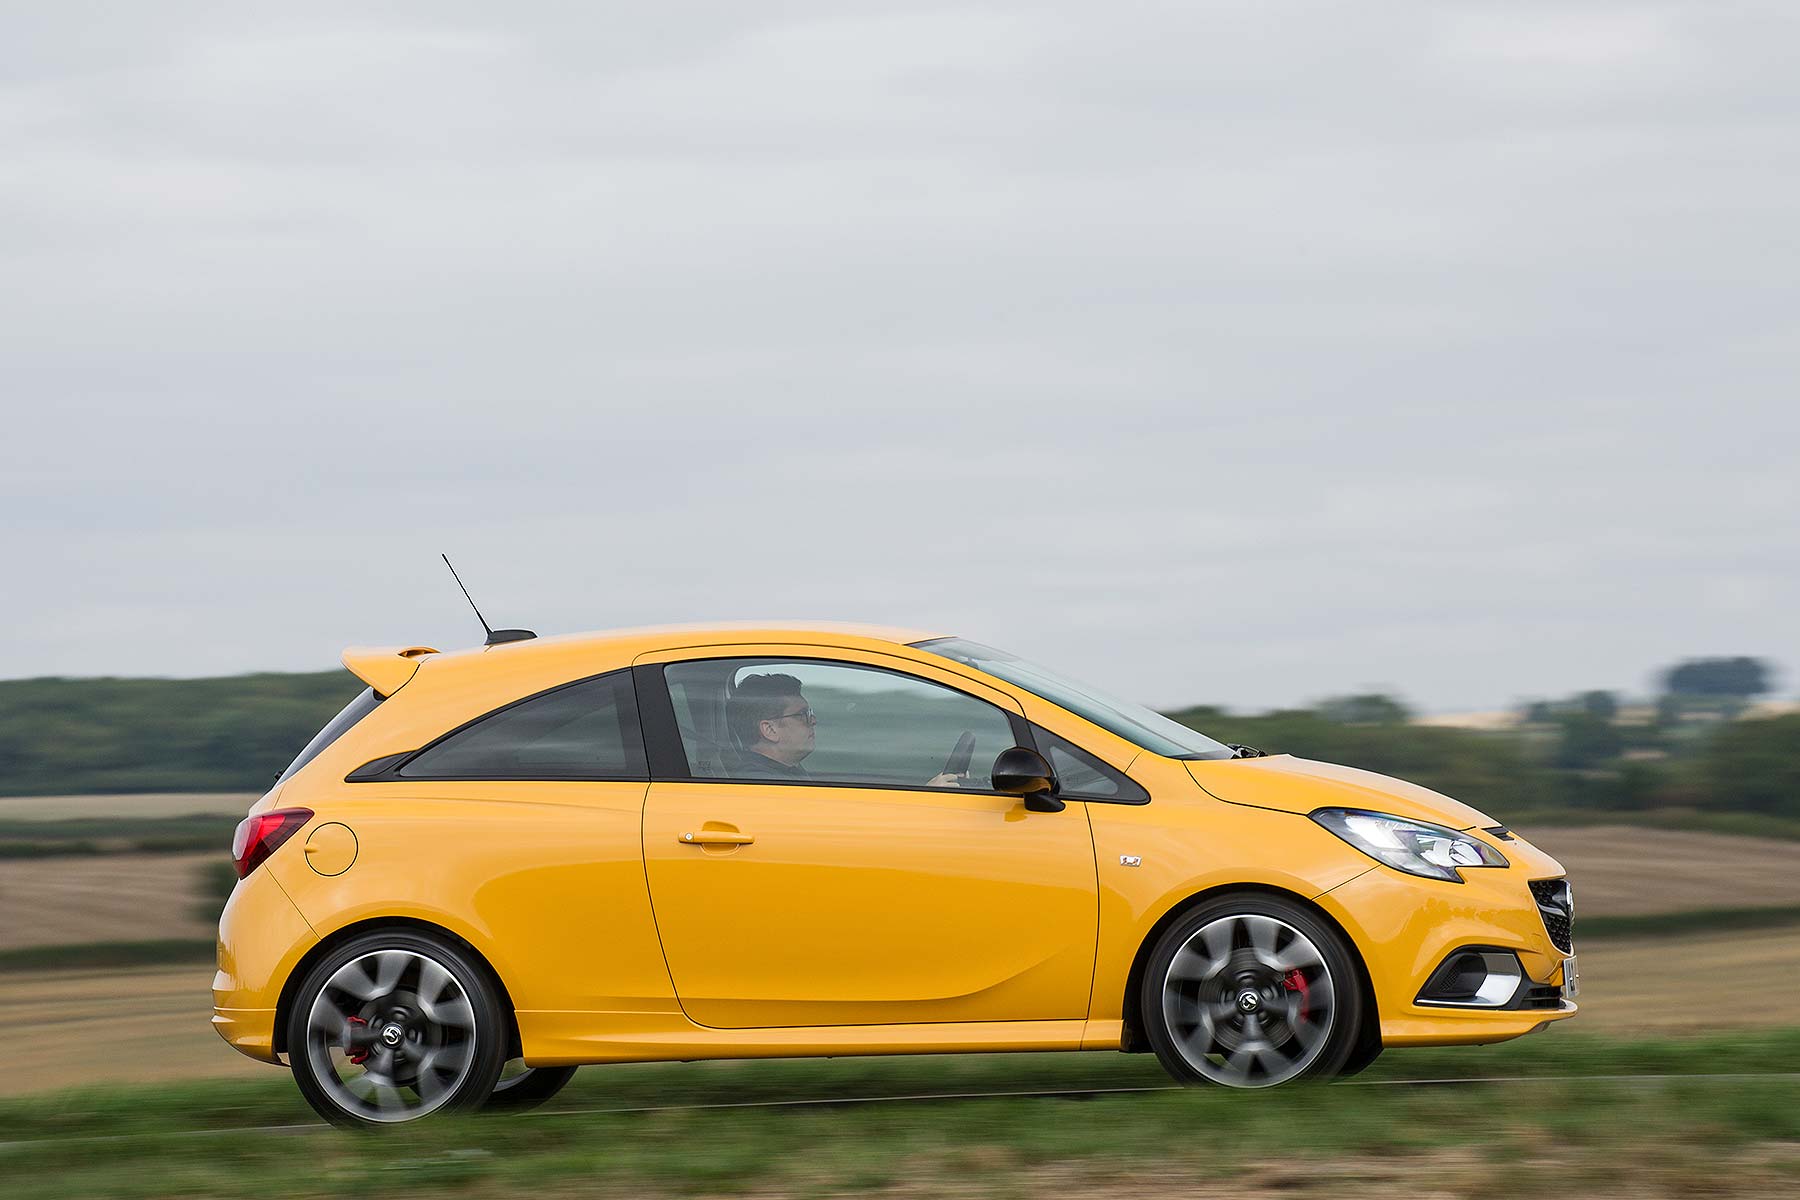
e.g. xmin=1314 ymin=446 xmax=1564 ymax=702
xmin=1700 ymin=714 xmax=1800 ymax=817
xmin=1579 ymin=690 xmax=1618 ymax=721
xmin=1552 ymin=711 xmax=1623 ymax=771
xmin=1318 ymin=694 xmax=1412 ymax=726
xmin=1663 ymin=658 xmax=1773 ymax=700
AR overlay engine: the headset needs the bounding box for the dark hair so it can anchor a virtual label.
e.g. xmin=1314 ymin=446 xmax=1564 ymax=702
xmin=729 ymin=673 xmax=805 ymax=747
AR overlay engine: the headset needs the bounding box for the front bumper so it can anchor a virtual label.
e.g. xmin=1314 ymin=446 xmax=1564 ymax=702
xmin=211 ymin=864 xmax=317 ymax=1064
xmin=1314 ymin=840 xmax=1578 ymax=1047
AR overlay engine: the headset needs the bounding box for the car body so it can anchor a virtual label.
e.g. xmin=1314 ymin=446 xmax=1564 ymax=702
xmin=214 ymin=622 xmax=1577 ymax=1124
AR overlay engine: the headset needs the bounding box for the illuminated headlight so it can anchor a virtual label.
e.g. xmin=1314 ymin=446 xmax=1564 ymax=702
xmin=1311 ymin=808 xmax=1509 ymax=883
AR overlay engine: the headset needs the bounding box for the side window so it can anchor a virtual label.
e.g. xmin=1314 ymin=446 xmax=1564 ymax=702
xmin=400 ymin=670 xmax=647 ymax=780
xmin=1034 ymin=726 xmax=1147 ymax=803
xmin=661 ymin=658 xmax=1017 ymax=789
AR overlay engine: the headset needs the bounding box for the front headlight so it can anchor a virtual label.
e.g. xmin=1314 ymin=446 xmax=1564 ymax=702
xmin=1311 ymin=808 xmax=1508 ymax=883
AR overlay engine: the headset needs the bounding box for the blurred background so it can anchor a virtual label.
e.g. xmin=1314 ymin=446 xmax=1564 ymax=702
xmin=2 ymin=1 xmax=1796 ymax=1196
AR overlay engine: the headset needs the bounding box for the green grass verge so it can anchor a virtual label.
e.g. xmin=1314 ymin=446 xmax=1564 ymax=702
xmin=1578 ymin=904 xmax=1800 ymax=939
xmin=0 ymin=939 xmax=215 ymax=973
xmin=1508 ymin=807 xmax=1800 ymax=841
xmin=2 ymin=1029 xmax=1798 ymax=1198
xmin=0 ymin=814 xmax=232 ymax=858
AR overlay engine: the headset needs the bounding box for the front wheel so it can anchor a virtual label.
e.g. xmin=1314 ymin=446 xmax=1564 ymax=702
xmin=1141 ymin=893 xmax=1364 ymax=1088
xmin=485 ymin=1061 xmax=578 ymax=1111
xmin=287 ymin=931 xmax=508 ymax=1127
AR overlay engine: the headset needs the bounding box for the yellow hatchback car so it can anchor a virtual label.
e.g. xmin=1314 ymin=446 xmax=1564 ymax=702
xmin=215 ymin=622 xmax=1577 ymax=1126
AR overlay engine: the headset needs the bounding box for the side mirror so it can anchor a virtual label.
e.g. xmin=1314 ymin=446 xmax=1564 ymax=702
xmin=991 ymin=746 xmax=1065 ymax=813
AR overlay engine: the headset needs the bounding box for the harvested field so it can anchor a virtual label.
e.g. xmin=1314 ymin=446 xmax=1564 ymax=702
xmin=1567 ymin=927 xmax=1800 ymax=1033
xmin=0 ymin=853 xmax=220 ymax=951
xmin=1523 ymin=825 xmax=1800 ymax=915
xmin=3 ymin=966 xmax=265 ymax=1095
xmin=2 ymin=927 xmax=1791 ymax=1096
xmin=1 ymin=818 xmax=1795 ymax=961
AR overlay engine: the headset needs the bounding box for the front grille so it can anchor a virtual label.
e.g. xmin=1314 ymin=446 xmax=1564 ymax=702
xmin=1529 ymin=878 xmax=1574 ymax=953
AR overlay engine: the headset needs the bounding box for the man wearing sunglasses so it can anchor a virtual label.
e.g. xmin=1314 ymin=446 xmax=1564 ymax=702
xmin=728 ymin=673 xmax=819 ymax=779
xmin=727 ymin=673 xmax=959 ymax=785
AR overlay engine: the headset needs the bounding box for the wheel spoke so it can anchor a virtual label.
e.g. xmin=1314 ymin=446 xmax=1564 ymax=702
xmin=1291 ymin=1011 xmax=1327 ymax=1049
xmin=1167 ymin=944 xmax=1221 ymax=985
xmin=308 ymin=994 xmax=353 ymax=1036
xmin=414 ymin=1044 xmax=471 ymax=1098
xmin=416 ymin=959 xmax=475 ymax=1028
xmin=348 ymin=1072 xmax=406 ymax=1114
xmin=1176 ymin=1013 xmax=1216 ymax=1058
xmin=420 ymin=989 xmax=475 ymax=1029
xmin=1244 ymin=915 xmax=1284 ymax=971
xmin=335 ymin=951 xmax=410 ymax=1001
xmin=1199 ymin=920 xmax=1233 ymax=967
xmin=1274 ymin=938 xmax=1325 ymax=974
xmin=1223 ymin=1046 xmax=1265 ymax=1080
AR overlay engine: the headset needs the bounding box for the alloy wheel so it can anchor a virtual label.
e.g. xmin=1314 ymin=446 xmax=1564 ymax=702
xmin=1159 ymin=912 xmax=1336 ymax=1087
xmin=303 ymin=948 xmax=481 ymax=1123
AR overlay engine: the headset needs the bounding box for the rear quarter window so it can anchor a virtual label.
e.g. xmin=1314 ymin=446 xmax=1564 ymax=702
xmin=277 ymin=687 xmax=383 ymax=784
xmin=398 ymin=669 xmax=647 ymax=781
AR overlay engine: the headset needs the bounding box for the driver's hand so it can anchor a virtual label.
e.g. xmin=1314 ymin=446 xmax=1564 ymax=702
xmin=925 ymin=773 xmax=961 ymax=787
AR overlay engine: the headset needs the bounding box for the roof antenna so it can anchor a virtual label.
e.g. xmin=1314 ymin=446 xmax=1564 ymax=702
xmin=441 ymin=554 xmax=537 ymax=646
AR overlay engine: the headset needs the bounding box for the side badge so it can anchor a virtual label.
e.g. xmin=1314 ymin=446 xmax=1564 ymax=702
xmin=1119 ymin=855 xmax=1142 ymax=867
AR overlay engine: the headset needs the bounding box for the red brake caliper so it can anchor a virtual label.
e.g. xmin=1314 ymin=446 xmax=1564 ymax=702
xmin=1283 ymin=968 xmax=1310 ymax=1021
xmin=344 ymin=1014 xmax=370 ymax=1065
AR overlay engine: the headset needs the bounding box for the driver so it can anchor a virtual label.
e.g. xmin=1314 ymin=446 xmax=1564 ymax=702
xmin=727 ymin=673 xmax=958 ymax=785
xmin=728 ymin=674 xmax=816 ymax=779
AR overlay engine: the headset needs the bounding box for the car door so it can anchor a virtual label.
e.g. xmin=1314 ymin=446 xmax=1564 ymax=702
xmin=636 ymin=648 xmax=1099 ymax=1030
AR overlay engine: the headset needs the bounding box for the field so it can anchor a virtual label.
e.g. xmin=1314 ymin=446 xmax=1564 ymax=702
xmin=12 ymin=921 xmax=1800 ymax=1097
xmin=4 ymin=806 xmax=1796 ymax=954
xmin=0 ymin=853 xmax=220 ymax=951
xmin=4 ymin=794 xmax=1800 ymax=1196
xmin=3 ymin=1032 xmax=1800 ymax=1198
xmin=1524 ymin=825 xmax=1800 ymax=915
xmin=0 ymin=794 xmax=255 ymax=821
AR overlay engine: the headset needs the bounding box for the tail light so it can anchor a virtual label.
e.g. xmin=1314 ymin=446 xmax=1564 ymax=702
xmin=232 ymin=808 xmax=313 ymax=879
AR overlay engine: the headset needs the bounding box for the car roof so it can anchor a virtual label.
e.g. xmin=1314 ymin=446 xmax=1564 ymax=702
xmin=345 ymin=621 xmax=948 ymax=695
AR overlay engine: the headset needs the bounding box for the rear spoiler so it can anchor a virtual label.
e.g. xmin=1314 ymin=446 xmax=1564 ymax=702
xmin=341 ymin=645 xmax=439 ymax=698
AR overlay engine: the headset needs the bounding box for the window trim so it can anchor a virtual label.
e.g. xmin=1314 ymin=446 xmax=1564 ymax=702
xmin=1028 ymin=723 xmax=1150 ymax=806
xmin=636 ymin=656 xmax=1035 ymax=796
xmin=345 ymin=667 xmax=649 ymax=784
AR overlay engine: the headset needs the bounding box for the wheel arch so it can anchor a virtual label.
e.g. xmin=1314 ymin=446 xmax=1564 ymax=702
xmin=1117 ymin=882 xmax=1379 ymax=1054
xmin=272 ymin=916 xmax=522 ymax=1059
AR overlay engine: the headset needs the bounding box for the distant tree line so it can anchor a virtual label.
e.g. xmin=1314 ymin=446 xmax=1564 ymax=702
xmin=0 ymin=672 xmax=363 ymax=795
xmin=1170 ymin=656 xmax=1795 ymax=820
xmin=0 ymin=656 xmax=1791 ymax=819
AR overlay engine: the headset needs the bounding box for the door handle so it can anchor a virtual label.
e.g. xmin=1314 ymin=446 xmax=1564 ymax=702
xmin=679 ymin=830 xmax=755 ymax=846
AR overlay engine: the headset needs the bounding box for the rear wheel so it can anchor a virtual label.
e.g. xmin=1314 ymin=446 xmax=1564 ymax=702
xmin=1141 ymin=893 xmax=1363 ymax=1088
xmin=287 ymin=930 xmax=507 ymax=1127
xmin=485 ymin=1061 xmax=578 ymax=1111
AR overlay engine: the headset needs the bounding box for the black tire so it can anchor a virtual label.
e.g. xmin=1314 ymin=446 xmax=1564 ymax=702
xmin=1140 ymin=893 xmax=1365 ymax=1089
xmin=1334 ymin=1020 xmax=1384 ymax=1078
xmin=286 ymin=930 xmax=508 ymax=1128
xmin=485 ymin=1063 xmax=578 ymax=1111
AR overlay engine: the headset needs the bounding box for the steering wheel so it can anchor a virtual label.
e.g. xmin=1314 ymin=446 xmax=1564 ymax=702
xmin=939 ymin=731 xmax=977 ymax=787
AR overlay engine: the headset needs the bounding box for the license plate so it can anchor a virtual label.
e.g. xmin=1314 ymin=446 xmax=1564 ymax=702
xmin=1562 ymin=955 xmax=1580 ymax=998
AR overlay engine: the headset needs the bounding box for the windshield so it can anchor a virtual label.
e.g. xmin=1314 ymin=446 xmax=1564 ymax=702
xmin=914 ymin=638 xmax=1234 ymax=760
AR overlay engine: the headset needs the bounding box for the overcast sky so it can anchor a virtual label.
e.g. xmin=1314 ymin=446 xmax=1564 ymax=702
xmin=2 ymin=1 xmax=1795 ymax=712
